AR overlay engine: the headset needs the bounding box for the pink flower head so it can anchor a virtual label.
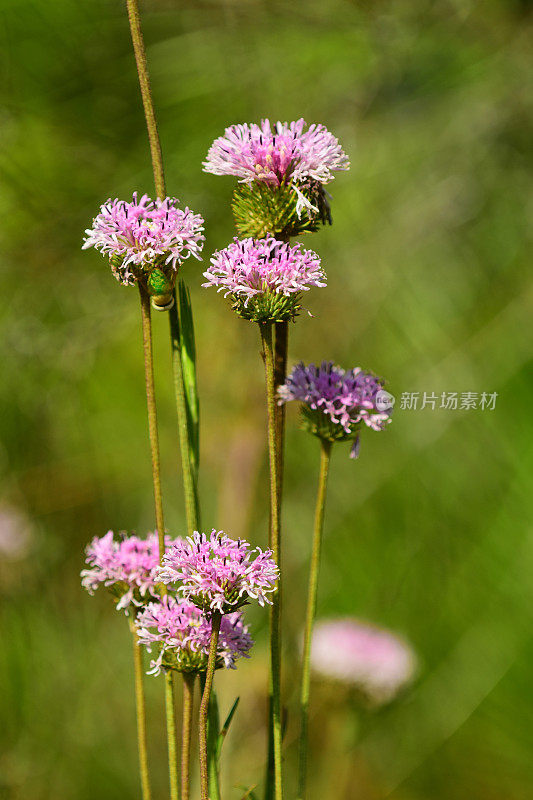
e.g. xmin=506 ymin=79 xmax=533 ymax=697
xmin=136 ymin=594 xmax=253 ymax=675
xmin=279 ymin=361 xmax=393 ymax=457
xmin=157 ymin=530 xmax=279 ymax=613
xmin=203 ymin=119 xmax=349 ymax=188
xmin=81 ymin=531 xmax=172 ymax=611
xmin=82 ymin=193 xmax=205 ymax=285
xmin=311 ymin=619 xmax=417 ymax=705
xmin=203 ymin=237 xmax=325 ymax=322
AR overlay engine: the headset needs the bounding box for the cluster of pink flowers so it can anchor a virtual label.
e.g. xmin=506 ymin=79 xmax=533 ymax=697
xmin=203 ymin=119 xmax=349 ymax=188
xmin=203 ymin=237 xmax=325 ymax=302
xmin=82 ymin=193 xmax=205 ymax=284
xmin=311 ymin=619 xmax=416 ymax=705
xmin=157 ymin=530 xmax=279 ymax=613
xmin=279 ymin=361 xmax=392 ymax=456
xmin=135 ymin=595 xmax=253 ymax=675
xmin=81 ymin=531 xmax=164 ymax=610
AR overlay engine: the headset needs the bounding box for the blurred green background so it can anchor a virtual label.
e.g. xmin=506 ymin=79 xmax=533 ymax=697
xmin=1 ymin=0 xmax=532 ymax=798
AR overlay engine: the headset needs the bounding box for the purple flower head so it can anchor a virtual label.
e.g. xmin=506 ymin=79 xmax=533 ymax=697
xmin=136 ymin=594 xmax=253 ymax=675
xmin=203 ymin=237 xmax=325 ymax=322
xmin=310 ymin=619 xmax=417 ymax=705
xmin=278 ymin=361 xmax=393 ymax=457
xmin=157 ymin=530 xmax=279 ymax=614
xmin=82 ymin=193 xmax=205 ymax=289
xmin=81 ymin=531 xmax=175 ymax=612
xmin=204 ymin=119 xmax=349 ymax=189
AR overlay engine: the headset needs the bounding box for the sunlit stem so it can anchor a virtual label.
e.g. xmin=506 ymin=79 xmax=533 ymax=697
xmin=129 ymin=619 xmax=153 ymax=800
xmin=199 ymin=612 xmax=222 ymax=800
xmin=259 ymin=321 xmax=284 ymax=800
xmin=165 ymin=672 xmax=179 ymax=800
xmin=181 ymin=673 xmax=195 ymax=800
xmin=297 ymin=438 xmax=332 ymax=799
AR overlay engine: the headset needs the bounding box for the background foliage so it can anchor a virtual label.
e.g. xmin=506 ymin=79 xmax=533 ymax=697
xmin=0 ymin=1 xmax=532 ymax=798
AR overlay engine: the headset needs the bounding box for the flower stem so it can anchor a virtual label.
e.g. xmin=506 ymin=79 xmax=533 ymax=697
xmin=297 ymin=439 xmax=332 ymax=800
xmin=259 ymin=322 xmax=284 ymax=800
xmin=165 ymin=671 xmax=179 ymax=800
xmin=139 ymin=284 xmax=166 ymax=554
xmin=199 ymin=612 xmax=222 ymax=800
xmin=125 ymin=0 xmax=165 ymax=199
xmin=169 ymin=298 xmax=200 ymax=534
xmin=181 ymin=673 xmax=195 ymax=800
xmin=129 ymin=619 xmax=153 ymax=800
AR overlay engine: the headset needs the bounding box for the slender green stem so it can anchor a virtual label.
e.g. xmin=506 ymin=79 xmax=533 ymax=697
xmin=125 ymin=0 xmax=165 ymax=199
xmin=199 ymin=612 xmax=222 ymax=800
xmin=297 ymin=439 xmax=332 ymax=800
xmin=181 ymin=673 xmax=195 ymax=800
xmin=259 ymin=322 xmax=283 ymax=800
xmin=139 ymin=284 xmax=166 ymax=553
xmin=164 ymin=672 xmax=179 ymax=800
xmin=169 ymin=298 xmax=200 ymax=534
xmin=129 ymin=620 xmax=153 ymax=800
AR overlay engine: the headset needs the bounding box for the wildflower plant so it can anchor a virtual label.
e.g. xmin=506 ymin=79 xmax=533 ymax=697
xmin=81 ymin=530 xmax=162 ymax=611
xmin=158 ymin=530 xmax=279 ymax=613
xmin=203 ymin=236 xmax=326 ymax=322
xmin=279 ymin=361 xmax=392 ymax=458
xmin=83 ymin=193 xmax=204 ymax=310
xmin=204 ymin=119 xmax=349 ymax=238
xmin=136 ymin=595 xmax=253 ymax=675
xmin=78 ymin=2 xmax=408 ymax=800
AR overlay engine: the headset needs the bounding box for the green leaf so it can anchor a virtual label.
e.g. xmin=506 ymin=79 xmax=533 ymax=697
xmin=216 ymin=696 xmax=240 ymax=760
xmin=177 ymin=280 xmax=200 ymax=474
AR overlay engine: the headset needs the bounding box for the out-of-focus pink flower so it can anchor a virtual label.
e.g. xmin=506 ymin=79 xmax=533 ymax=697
xmin=311 ymin=619 xmax=416 ymax=704
xmin=0 ymin=505 xmax=33 ymax=560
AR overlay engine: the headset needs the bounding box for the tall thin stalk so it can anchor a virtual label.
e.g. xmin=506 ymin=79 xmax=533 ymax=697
xmin=129 ymin=618 xmax=153 ymax=800
xmin=165 ymin=672 xmax=179 ymax=800
xmin=181 ymin=673 xmax=196 ymax=800
xmin=297 ymin=439 xmax=332 ymax=799
xmin=125 ymin=0 xmax=165 ymax=200
xmin=125 ymin=3 xmax=185 ymax=799
xmin=260 ymin=322 xmax=284 ymax=800
xmin=138 ymin=284 xmax=166 ymax=552
xmin=199 ymin=612 xmax=222 ymax=800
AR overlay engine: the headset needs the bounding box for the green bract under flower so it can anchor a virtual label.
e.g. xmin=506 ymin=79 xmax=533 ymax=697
xmin=231 ymin=180 xmax=331 ymax=240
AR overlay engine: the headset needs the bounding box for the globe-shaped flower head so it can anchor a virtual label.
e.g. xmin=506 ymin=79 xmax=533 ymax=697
xmin=83 ymin=193 xmax=204 ymax=310
xmin=203 ymin=237 xmax=326 ymax=323
xmin=136 ymin=594 xmax=253 ymax=675
xmin=203 ymin=119 xmax=350 ymax=238
xmin=311 ymin=619 xmax=417 ymax=706
xmin=279 ymin=361 xmax=393 ymax=458
xmin=81 ymin=530 xmax=169 ymax=611
xmin=157 ymin=530 xmax=279 ymax=614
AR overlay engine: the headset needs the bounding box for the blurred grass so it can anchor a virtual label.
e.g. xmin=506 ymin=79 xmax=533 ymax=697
xmin=0 ymin=0 xmax=532 ymax=798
